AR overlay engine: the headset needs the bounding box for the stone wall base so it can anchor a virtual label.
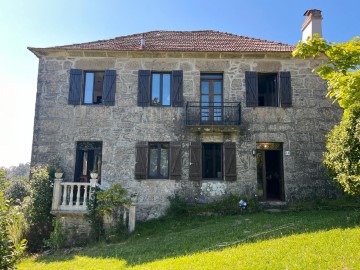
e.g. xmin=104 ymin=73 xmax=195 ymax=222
xmin=51 ymin=211 xmax=91 ymax=247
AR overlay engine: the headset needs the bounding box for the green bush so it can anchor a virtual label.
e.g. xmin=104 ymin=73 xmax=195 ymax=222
xmin=26 ymin=166 xmax=54 ymax=252
xmin=0 ymin=188 xmax=27 ymax=269
xmin=166 ymin=194 xmax=189 ymax=217
xmin=44 ymin=217 xmax=65 ymax=251
xmin=324 ymin=104 xmax=360 ymax=196
xmin=86 ymin=183 xmax=131 ymax=243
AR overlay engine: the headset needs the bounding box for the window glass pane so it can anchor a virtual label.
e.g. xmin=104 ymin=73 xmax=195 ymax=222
xmin=151 ymin=74 xmax=160 ymax=105
xmin=201 ymin=81 xmax=209 ymax=94
xmin=84 ymin=73 xmax=95 ymax=104
xmin=160 ymin=144 xmax=169 ymax=177
xmin=93 ymin=72 xmax=104 ymax=104
xmin=213 ymin=81 xmax=222 ymax=95
xmin=201 ymin=95 xmax=209 ymax=104
xmin=149 ymin=146 xmax=158 ymax=178
xmin=162 ymin=74 xmax=171 ymax=106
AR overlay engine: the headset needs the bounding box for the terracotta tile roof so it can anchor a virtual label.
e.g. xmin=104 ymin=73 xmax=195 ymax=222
xmin=49 ymin=30 xmax=294 ymax=52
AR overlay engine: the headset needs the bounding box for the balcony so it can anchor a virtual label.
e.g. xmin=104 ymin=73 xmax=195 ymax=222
xmin=186 ymin=102 xmax=241 ymax=133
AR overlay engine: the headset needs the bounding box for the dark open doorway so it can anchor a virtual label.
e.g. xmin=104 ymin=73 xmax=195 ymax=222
xmin=256 ymin=143 xmax=284 ymax=201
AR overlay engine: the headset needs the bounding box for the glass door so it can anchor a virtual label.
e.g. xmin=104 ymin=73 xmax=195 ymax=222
xmin=200 ymin=74 xmax=223 ymax=123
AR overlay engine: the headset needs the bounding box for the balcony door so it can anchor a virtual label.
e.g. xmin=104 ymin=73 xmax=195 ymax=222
xmin=201 ymin=74 xmax=223 ymax=123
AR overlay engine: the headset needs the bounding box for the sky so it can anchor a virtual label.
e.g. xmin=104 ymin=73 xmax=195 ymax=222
xmin=0 ymin=0 xmax=359 ymax=167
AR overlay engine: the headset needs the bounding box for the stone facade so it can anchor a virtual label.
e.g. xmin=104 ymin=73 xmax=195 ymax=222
xmin=31 ymin=51 xmax=341 ymax=220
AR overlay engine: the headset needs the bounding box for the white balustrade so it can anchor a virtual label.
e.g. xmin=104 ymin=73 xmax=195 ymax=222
xmin=51 ymin=177 xmax=136 ymax=232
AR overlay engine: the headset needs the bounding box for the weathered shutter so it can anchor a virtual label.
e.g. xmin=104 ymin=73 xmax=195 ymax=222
xmin=102 ymin=70 xmax=116 ymax=106
xmin=245 ymin=71 xmax=258 ymax=107
xmin=137 ymin=70 xmax=151 ymax=106
xmin=135 ymin=142 xmax=148 ymax=179
xmin=169 ymin=142 xmax=182 ymax=180
xmin=279 ymin=71 xmax=292 ymax=107
xmin=189 ymin=142 xmax=201 ymax=180
xmin=224 ymin=142 xmax=237 ymax=181
xmin=68 ymin=69 xmax=82 ymax=105
xmin=171 ymin=70 xmax=183 ymax=107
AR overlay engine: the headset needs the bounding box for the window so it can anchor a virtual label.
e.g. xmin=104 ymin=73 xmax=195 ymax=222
xmin=203 ymin=143 xmax=223 ymax=179
xmin=245 ymin=71 xmax=291 ymax=107
xmin=69 ymin=69 xmax=116 ymax=106
xmin=138 ymin=70 xmax=183 ymax=107
xmin=75 ymin=141 xmax=102 ymax=183
xmin=135 ymin=142 xmax=182 ymax=180
xmin=84 ymin=71 xmax=104 ymax=104
xmin=189 ymin=142 xmax=236 ymax=181
xmin=148 ymin=143 xmax=169 ymax=178
xmin=151 ymin=73 xmax=171 ymax=106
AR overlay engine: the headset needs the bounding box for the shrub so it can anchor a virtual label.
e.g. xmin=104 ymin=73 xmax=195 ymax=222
xmin=324 ymin=104 xmax=360 ymax=196
xmin=44 ymin=217 xmax=65 ymax=251
xmin=0 ymin=189 xmax=27 ymax=269
xmin=86 ymin=183 xmax=131 ymax=242
xmin=26 ymin=166 xmax=54 ymax=252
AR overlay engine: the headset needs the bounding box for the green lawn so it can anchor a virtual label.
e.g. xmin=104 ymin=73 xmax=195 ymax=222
xmin=18 ymin=210 xmax=360 ymax=269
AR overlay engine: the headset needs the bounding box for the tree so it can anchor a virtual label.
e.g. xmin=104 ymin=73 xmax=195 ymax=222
xmin=292 ymin=36 xmax=360 ymax=109
xmin=293 ymin=37 xmax=360 ymax=195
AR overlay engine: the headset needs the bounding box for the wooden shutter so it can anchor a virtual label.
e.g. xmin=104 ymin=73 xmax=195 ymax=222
xmin=224 ymin=142 xmax=237 ymax=181
xmin=135 ymin=142 xmax=148 ymax=179
xmin=137 ymin=70 xmax=151 ymax=106
xmin=189 ymin=142 xmax=201 ymax=180
xmin=171 ymin=70 xmax=183 ymax=107
xmin=68 ymin=69 xmax=82 ymax=105
xmin=169 ymin=142 xmax=182 ymax=180
xmin=279 ymin=71 xmax=292 ymax=107
xmin=245 ymin=71 xmax=258 ymax=107
xmin=102 ymin=70 xmax=116 ymax=106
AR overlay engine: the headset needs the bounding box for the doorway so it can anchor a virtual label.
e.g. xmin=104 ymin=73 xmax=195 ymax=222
xmin=256 ymin=143 xmax=284 ymax=201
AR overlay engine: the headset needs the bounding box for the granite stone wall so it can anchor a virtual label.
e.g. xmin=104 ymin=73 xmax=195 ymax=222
xmin=31 ymin=52 xmax=342 ymax=220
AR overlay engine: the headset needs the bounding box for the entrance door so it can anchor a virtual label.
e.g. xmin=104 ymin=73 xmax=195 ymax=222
xmin=256 ymin=143 xmax=284 ymax=201
xmin=200 ymin=74 xmax=223 ymax=123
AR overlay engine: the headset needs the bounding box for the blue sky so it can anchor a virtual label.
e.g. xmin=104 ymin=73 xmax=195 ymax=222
xmin=0 ymin=0 xmax=359 ymax=167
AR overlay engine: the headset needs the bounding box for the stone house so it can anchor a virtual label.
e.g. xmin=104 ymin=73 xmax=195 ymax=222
xmin=29 ymin=9 xmax=340 ymax=224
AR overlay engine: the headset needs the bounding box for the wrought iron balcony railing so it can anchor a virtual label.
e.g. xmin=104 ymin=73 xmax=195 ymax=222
xmin=186 ymin=102 xmax=241 ymax=126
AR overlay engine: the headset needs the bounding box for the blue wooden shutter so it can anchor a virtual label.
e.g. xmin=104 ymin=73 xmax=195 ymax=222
xmin=69 ymin=69 xmax=82 ymax=105
xmin=171 ymin=70 xmax=183 ymax=107
xmin=224 ymin=142 xmax=236 ymax=181
xmin=280 ymin=71 xmax=292 ymax=107
xmin=138 ymin=70 xmax=151 ymax=106
xmin=245 ymin=71 xmax=258 ymax=107
xmin=135 ymin=142 xmax=148 ymax=179
xmin=189 ymin=142 xmax=201 ymax=180
xmin=103 ymin=70 xmax=116 ymax=106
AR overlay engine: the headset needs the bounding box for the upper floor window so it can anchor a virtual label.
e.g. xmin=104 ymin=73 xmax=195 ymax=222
xmin=245 ymin=71 xmax=292 ymax=107
xmin=84 ymin=71 xmax=104 ymax=104
xmin=68 ymin=69 xmax=116 ymax=106
xmin=151 ymin=73 xmax=171 ymax=106
xmin=138 ymin=70 xmax=183 ymax=107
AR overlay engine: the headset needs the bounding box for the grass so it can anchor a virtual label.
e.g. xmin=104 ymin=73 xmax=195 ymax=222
xmin=17 ymin=208 xmax=360 ymax=269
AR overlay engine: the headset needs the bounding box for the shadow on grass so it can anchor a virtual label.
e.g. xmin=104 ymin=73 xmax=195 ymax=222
xmin=33 ymin=209 xmax=360 ymax=267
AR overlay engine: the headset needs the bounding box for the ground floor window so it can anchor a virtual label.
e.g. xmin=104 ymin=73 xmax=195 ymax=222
xmin=135 ymin=141 xmax=182 ymax=180
xmin=148 ymin=142 xmax=169 ymax=179
xmin=202 ymin=143 xmax=223 ymax=179
xmin=75 ymin=141 xmax=102 ymax=183
xmin=189 ymin=141 xmax=236 ymax=181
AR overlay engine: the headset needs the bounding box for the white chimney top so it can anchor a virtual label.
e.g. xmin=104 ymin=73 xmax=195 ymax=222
xmin=302 ymin=9 xmax=323 ymax=42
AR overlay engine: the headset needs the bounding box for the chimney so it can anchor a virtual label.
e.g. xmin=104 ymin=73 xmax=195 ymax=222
xmin=140 ymin=34 xmax=145 ymax=49
xmin=301 ymin=9 xmax=323 ymax=42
